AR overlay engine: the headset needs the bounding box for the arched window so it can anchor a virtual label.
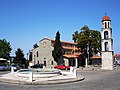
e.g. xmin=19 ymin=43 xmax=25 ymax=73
xmin=108 ymin=22 xmax=110 ymax=28
xmin=37 ymin=61 xmax=39 ymax=64
xmin=104 ymin=31 xmax=108 ymax=39
xmin=36 ymin=51 xmax=39 ymax=57
xmin=105 ymin=22 xmax=107 ymax=28
xmin=51 ymin=61 xmax=53 ymax=65
xmin=105 ymin=42 xmax=109 ymax=51
xmin=44 ymin=61 xmax=46 ymax=66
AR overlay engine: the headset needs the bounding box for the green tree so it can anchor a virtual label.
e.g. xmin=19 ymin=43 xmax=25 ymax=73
xmin=73 ymin=25 xmax=101 ymax=64
xmin=81 ymin=25 xmax=89 ymax=31
xmin=0 ymin=39 xmax=12 ymax=59
xmin=52 ymin=31 xmax=63 ymax=65
xmin=72 ymin=31 xmax=79 ymax=42
xmin=14 ymin=48 xmax=26 ymax=67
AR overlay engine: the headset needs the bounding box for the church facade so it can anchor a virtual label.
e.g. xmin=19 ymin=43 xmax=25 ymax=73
xmin=32 ymin=38 xmax=81 ymax=68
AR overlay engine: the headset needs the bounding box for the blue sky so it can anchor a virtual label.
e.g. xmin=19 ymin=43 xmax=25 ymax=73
xmin=0 ymin=0 xmax=120 ymax=57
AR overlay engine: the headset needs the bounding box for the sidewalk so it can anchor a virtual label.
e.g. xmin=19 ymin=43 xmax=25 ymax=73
xmin=77 ymin=65 xmax=101 ymax=71
xmin=77 ymin=65 xmax=120 ymax=71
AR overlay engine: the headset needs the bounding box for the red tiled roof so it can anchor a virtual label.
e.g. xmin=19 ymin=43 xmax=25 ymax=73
xmin=91 ymin=55 xmax=101 ymax=59
xmin=64 ymin=54 xmax=78 ymax=58
xmin=64 ymin=54 xmax=101 ymax=59
xmin=63 ymin=53 xmax=82 ymax=58
xmin=62 ymin=46 xmax=80 ymax=50
xmin=61 ymin=40 xmax=77 ymax=45
xmin=102 ymin=15 xmax=111 ymax=21
xmin=114 ymin=54 xmax=120 ymax=58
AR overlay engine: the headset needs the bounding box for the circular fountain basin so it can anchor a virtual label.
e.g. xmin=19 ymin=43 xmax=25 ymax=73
xmin=16 ymin=68 xmax=61 ymax=78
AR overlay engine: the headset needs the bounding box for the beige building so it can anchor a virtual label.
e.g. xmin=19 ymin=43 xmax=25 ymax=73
xmin=32 ymin=38 xmax=81 ymax=68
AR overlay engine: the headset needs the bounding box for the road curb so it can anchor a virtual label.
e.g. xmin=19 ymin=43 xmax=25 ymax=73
xmin=0 ymin=76 xmax=85 ymax=85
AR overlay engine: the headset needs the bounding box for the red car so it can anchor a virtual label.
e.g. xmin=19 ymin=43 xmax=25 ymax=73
xmin=54 ymin=65 xmax=70 ymax=70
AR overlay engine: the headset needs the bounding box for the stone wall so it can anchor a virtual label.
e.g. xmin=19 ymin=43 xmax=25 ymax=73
xmin=102 ymin=51 xmax=113 ymax=70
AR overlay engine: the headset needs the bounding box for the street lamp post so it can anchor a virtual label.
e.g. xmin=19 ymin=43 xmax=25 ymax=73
xmin=85 ymin=43 xmax=89 ymax=67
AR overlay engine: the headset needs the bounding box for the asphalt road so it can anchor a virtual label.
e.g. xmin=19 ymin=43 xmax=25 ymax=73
xmin=0 ymin=68 xmax=120 ymax=90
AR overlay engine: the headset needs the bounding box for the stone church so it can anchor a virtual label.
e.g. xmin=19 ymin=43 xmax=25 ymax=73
xmin=31 ymin=15 xmax=114 ymax=69
xmin=32 ymin=38 xmax=81 ymax=68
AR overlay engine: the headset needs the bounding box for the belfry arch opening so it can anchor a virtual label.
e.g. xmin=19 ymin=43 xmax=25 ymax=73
xmin=105 ymin=22 xmax=107 ymax=28
xmin=105 ymin=42 xmax=109 ymax=51
xmin=104 ymin=31 xmax=108 ymax=39
xmin=108 ymin=22 xmax=110 ymax=28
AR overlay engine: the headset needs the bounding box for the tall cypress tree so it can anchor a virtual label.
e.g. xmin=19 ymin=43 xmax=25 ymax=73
xmin=52 ymin=31 xmax=63 ymax=65
xmin=14 ymin=48 xmax=26 ymax=67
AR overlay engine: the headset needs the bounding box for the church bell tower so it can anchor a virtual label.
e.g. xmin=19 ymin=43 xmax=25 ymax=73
xmin=101 ymin=15 xmax=114 ymax=70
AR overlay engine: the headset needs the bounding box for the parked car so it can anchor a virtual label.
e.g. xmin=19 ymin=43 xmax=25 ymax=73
xmin=30 ymin=64 xmax=43 ymax=68
xmin=54 ymin=65 xmax=70 ymax=70
xmin=10 ymin=64 xmax=21 ymax=71
xmin=0 ymin=65 xmax=7 ymax=71
xmin=0 ymin=64 xmax=11 ymax=71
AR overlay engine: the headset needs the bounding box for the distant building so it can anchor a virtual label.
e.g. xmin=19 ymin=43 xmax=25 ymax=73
xmin=114 ymin=54 xmax=120 ymax=65
xmin=90 ymin=55 xmax=101 ymax=65
xmin=32 ymin=38 xmax=81 ymax=68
